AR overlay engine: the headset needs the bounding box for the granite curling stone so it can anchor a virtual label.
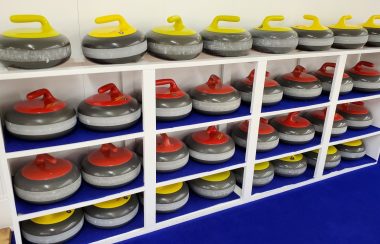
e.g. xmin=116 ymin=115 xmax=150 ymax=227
xmin=314 ymin=62 xmax=353 ymax=94
xmin=234 ymin=162 xmax=274 ymax=186
xmin=336 ymin=140 xmax=366 ymax=160
xmin=304 ymin=108 xmax=348 ymax=136
xmin=81 ymin=143 xmax=141 ymax=188
xmin=329 ymin=15 xmax=368 ymax=49
xmin=272 ymin=154 xmax=307 ymax=177
xmin=336 ymin=102 xmax=373 ymax=129
xmin=155 ymin=182 xmax=189 ymax=213
xmin=156 ymin=133 xmax=189 ymax=172
xmin=189 ymin=171 xmax=236 ymax=199
xmin=304 ymin=146 xmax=341 ymax=169
xmin=347 ymin=61 xmax=380 ymax=92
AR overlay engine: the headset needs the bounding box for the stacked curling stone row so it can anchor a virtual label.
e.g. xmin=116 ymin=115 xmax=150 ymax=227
xmin=156 ymin=74 xmax=241 ymax=121
xmin=13 ymin=143 xmax=142 ymax=204
xmin=2 ymin=14 xmax=380 ymax=70
xmin=234 ymin=139 xmax=367 ymax=188
xmin=21 ymin=195 xmax=140 ymax=244
xmin=152 ymin=171 xmax=237 ymax=213
xmin=4 ymin=83 xmax=141 ymax=140
xmin=137 ymin=126 xmax=235 ymax=173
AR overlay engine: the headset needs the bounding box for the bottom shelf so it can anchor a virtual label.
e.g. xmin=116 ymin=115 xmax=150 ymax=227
xmin=22 ymin=208 xmax=144 ymax=244
xmin=323 ymin=155 xmax=377 ymax=175
xmin=157 ymin=191 xmax=240 ymax=223
xmin=252 ymin=167 xmax=315 ymax=195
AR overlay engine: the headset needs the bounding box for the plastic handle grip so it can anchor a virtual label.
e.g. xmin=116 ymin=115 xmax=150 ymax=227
xmin=10 ymin=15 xmax=54 ymax=33
xmin=260 ymin=118 xmax=269 ymax=124
xmin=98 ymin=83 xmax=123 ymax=101
xmin=167 ymin=15 xmax=185 ymax=31
xmin=319 ymin=62 xmax=336 ymax=72
xmin=206 ymin=125 xmax=220 ymax=139
xmin=261 ymin=15 xmax=285 ymax=29
xmin=206 ymin=74 xmax=222 ymax=89
xmin=355 ymin=61 xmax=374 ymax=70
xmin=292 ymin=65 xmax=306 ymax=77
xmin=210 ymin=15 xmax=240 ymax=30
xmin=35 ymin=154 xmax=57 ymax=167
xmin=303 ymin=14 xmax=324 ymax=30
xmin=156 ymin=79 xmax=180 ymax=91
xmin=27 ymin=88 xmax=57 ymax=106
xmin=160 ymin=133 xmax=172 ymax=147
xmin=100 ymin=143 xmax=118 ymax=154
xmin=95 ymin=14 xmax=133 ymax=32
xmin=363 ymin=15 xmax=380 ymax=28
xmin=286 ymin=112 xmax=300 ymax=122
xmin=336 ymin=15 xmax=353 ymax=28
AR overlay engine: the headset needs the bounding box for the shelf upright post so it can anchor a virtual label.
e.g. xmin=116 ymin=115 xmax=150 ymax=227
xmin=314 ymin=54 xmax=347 ymax=178
xmin=0 ymin=126 xmax=22 ymax=243
xmin=241 ymin=60 xmax=267 ymax=200
xmin=141 ymin=69 xmax=157 ymax=227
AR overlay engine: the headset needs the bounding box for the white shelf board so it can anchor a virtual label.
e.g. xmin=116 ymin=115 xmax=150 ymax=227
xmin=17 ymin=186 xmax=145 ymax=222
xmin=337 ymin=94 xmax=380 ymax=104
xmin=156 ymin=115 xmax=251 ymax=134
xmin=329 ymin=130 xmax=380 ymax=146
xmin=252 ymin=162 xmax=377 ymax=201
xmin=260 ymin=102 xmax=330 ymax=117
xmin=255 ymin=144 xmax=322 ymax=164
xmin=155 ymin=162 xmax=246 ymax=188
xmin=1 ymin=47 xmax=380 ymax=81
xmin=5 ymin=131 xmax=144 ymax=159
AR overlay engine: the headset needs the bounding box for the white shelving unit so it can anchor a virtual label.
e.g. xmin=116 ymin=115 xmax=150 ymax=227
xmin=1 ymin=46 xmax=380 ymax=243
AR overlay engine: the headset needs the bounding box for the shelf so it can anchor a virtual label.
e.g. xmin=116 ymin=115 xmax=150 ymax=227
xmin=252 ymin=167 xmax=314 ymax=194
xmin=156 ymin=147 xmax=246 ymax=187
xmin=329 ymin=126 xmax=380 ymax=145
xmin=255 ymin=135 xmax=321 ymax=162
xmin=338 ymin=90 xmax=380 ymax=104
xmin=156 ymin=103 xmax=251 ymax=133
xmin=16 ymin=172 xmax=144 ymax=221
xmin=1 ymin=48 xmax=380 ymax=81
xmin=323 ymin=155 xmax=377 ymax=175
xmin=22 ymin=208 xmax=144 ymax=244
xmin=260 ymin=95 xmax=330 ymax=117
xmin=4 ymin=121 xmax=143 ymax=156
xmin=156 ymin=191 xmax=240 ymax=223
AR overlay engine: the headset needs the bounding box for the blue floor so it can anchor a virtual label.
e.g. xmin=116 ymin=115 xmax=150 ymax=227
xmin=125 ymin=163 xmax=380 ymax=244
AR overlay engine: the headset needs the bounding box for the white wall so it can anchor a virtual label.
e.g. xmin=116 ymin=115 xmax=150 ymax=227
xmin=0 ymin=0 xmax=380 ymax=229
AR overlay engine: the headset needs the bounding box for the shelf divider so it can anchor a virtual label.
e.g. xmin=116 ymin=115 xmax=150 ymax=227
xmin=314 ymin=54 xmax=347 ymax=178
xmin=142 ymin=69 xmax=156 ymax=228
xmin=241 ymin=60 xmax=267 ymax=199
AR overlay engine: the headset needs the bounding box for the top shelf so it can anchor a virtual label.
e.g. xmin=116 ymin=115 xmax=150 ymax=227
xmin=1 ymin=48 xmax=380 ymax=80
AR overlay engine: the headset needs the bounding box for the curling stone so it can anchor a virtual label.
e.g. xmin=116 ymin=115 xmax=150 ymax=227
xmin=304 ymin=146 xmax=341 ymax=169
xmin=363 ymin=15 xmax=380 ymax=47
xmin=156 ymin=79 xmax=192 ymax=121
xmin=336 ymin=102 xmax=373 ymax=129
xmin=257 ymin=118 xmax=280 ymax=151
xmin=81 ymin=143 xmax=141 ymax=188
xmin=82 ymin=14 xmax=146 ymax=64
xmin=190 ymin=74 xmax=241 ymax=115
xmin=293 ymin=15 xmax=334 ymax=51
xmin=147 ymin=15 xmax=202 ymax=60
xmin=272 ymin=154 xmax=307 ymax=177
xmin=21 ymin=209 xmax=84 ymax=244
xmin=250 ymin=15 xmax=298 ymax=54
xmin=78 ymin=83 xmax=141 ymax=131
xmin=270 ymin=112 xmax=315 ymax=144
xmin=277 ymin=65 xmax=322 ymax=100
xmin=201 ymin=15 xmax=252 ymax=57
xmin=336 ymin=140 xmax=366 ymax=160
xmin=14 ymin=154 xmax=81 ymax=204
xmin=84 ymin=195 xmax=139 ymax=229
xmin=185 ymin=126 xmax=235 ymax=164
xmin=0 ymin=15 xmax=71 ymax=69
xmin=314 ymin=62 xmax=353 ymax=94
xmin=329 ymin=15 xmax=368 ymax=49
xmin=347 ymin=61 xmax=380 ymax=92
xmin=304 ymin=108 xmax=348 ymax=136
xmin=232 ymin=69 xmax=283 ymax=105
xmin=234 ymin=162 xmax=275 ymax=186
xmin=189 ymin=171 xmax=236 ymax=199
xmin=5 ymin=88 xmax=76 ymax=140
xmin=156 ymin=133 xmax=189 ymax=172
xmin=156 ymin=182 xmax=189 ymax=213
